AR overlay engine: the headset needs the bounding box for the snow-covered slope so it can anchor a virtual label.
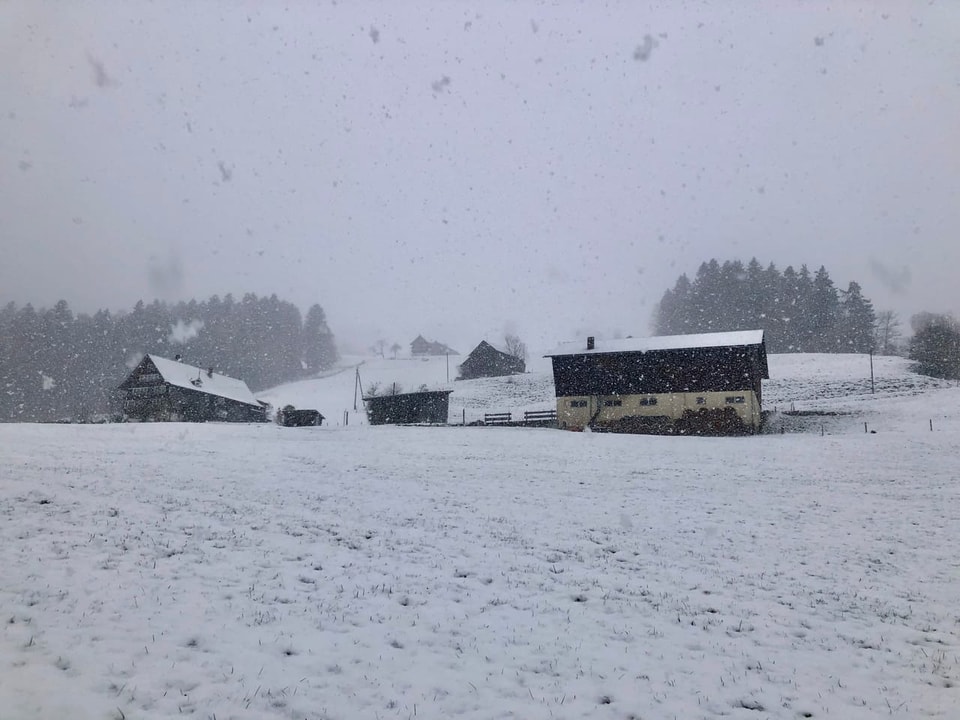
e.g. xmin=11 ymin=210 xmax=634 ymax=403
xmin=1 ymin=354 xmax=958 ymax=719
xmin=259 ymin=352 xmax=953 ymax=430
xmin=257 ymin=354 xmax=556 ymax=425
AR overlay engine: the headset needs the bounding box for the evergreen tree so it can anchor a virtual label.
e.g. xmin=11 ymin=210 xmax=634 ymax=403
xmin=909 ymin=314 xmax=960 ymax=379
xmin=780 ymin=266 xmax=801 ymax=350
xmin=837 ymin=281 xmax=876 ymax=353
xmin=809 ymin=266 xmax=839 ymax=352
xmin=302 ymin=303 xmax=338 ymax=372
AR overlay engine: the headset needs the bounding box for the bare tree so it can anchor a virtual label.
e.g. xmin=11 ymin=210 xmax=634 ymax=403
xmin=873 ymin=310 xmax=903 ymax=355
xmin=370 ymin=339 xmax=387 ymax=358
xmin=390 ymin=342 xmax=401 ymax=359
xmin=504 ymin=333 xmax=528 ymax=362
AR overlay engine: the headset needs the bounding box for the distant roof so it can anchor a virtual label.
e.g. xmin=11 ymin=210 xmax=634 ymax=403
xmin=545 ymin=330 xmax=765 ymax=357
xmin=146 ymin=355 xmax=261 ymax=407
xmin=470 ymin=340 xmax=510 ymax=356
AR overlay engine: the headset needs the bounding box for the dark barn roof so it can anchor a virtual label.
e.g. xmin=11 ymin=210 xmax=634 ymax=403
xmin=458 ymin=340 xmax=525 ymax=380
xmin=546 ymin=330 xmax=768 ymax=399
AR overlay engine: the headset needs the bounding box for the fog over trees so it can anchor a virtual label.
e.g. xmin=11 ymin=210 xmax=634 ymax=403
xmin=655 ymin=259 xmax=877 ymax=354
xmin=0 ymin=294 xmax=337 ymax=422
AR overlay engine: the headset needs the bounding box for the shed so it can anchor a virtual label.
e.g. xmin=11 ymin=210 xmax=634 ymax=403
xmin=278 ymin=407 xmax=325 ymax=427
xmin=118 ymin=354 xmax=267 ymax=423
xmin=363 ymin=389 xmax=453 ymax=425
xmin=457 ymin=341 xmax=525 ymax=380
xmin=545 ymin=330 xmax=768 ymax=435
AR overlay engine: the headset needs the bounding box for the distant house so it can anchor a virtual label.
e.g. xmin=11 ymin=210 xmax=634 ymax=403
xmin=364 ymin=389 xmax=453 ymax=425
xmin=457 ymin=341 xmax=525 ymax=380
xmin=410 ymin=334 xmax=458 ymax=357
xmin=545 ymin=330 xmax=768 ymax=435
xmin=118 ymin=354 xmax=267 ymax=423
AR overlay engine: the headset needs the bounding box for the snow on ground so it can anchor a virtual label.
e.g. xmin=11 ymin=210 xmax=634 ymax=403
xmin=1 ymin=355 xmax=959 ymax=719
xmin=258 ymin=355 xmax=555 ymax=426
xmin=260 ymin=352 xmax=954 ymax=431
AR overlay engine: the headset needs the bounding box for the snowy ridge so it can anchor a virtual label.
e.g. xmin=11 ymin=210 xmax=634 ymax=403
xmin=1 ymin=354 xmax=958 ymax=719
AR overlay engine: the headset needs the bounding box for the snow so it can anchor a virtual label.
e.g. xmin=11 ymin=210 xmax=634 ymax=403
xmin=2 ymin=354 xmax=959 ymax=719
xmin=147 ymin=355 xmax=262 ymax=408
xmin=545 ymin=330 xmax=765 ymax=357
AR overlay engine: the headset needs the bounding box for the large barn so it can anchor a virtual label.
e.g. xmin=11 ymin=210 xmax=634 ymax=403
xmin=118 ymin=354 xmax=267 ymax=423
xmin=457 ymin=340 xmax=525 ymax=380
xmin=545 ymin=330 xmax=768 ymax=435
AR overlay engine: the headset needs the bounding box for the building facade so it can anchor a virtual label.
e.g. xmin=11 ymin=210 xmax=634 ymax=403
xmin=364 ymin=389 xmax=453 ymax=425
xmin=545 ymin=330 xmax=768 ymax=434
xmin=118 ymin=354 xmax=267 ymax=423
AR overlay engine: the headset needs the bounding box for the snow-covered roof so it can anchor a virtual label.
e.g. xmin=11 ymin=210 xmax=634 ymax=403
xmin=545 ymin=330 xmax=765 ymax=357
xmin=147 ymin=355 xmax=262 ymax=407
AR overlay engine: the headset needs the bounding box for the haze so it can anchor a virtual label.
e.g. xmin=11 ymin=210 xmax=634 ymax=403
xmin=2 ymin=1 xmax=958 ymax=355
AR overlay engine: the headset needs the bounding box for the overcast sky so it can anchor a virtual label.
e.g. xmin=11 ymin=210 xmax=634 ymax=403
xmin=2 ymin=1 xmax=958 ymax=355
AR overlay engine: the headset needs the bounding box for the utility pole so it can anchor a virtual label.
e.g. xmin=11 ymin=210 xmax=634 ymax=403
xmin=869 ymin=351 xmax=875 ymax=394
xmin=354 ymin=367 xmax=364 ymax=410
xmin=446 ymin=352 xmax=449 ymax=383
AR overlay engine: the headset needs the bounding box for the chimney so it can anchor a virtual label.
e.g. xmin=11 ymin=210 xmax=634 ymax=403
xmin=587 ymin=336 xmax=595 ymax=350
xmin=207 ymin=367 xmax=214 ymax=378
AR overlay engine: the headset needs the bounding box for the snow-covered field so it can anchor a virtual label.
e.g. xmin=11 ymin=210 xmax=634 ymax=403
xmin=2 ymin=354 xmax=959 ymax=719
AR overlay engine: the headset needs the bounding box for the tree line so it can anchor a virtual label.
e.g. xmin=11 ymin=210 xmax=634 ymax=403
xmin=0 ymin=294 xmax=338 ymax=422
xmin=655 ymin=259 xmax=877 ymax=354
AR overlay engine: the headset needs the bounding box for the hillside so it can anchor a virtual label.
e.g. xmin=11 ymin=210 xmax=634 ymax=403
xmin=258 ymin=352 xmax=952 ymax=431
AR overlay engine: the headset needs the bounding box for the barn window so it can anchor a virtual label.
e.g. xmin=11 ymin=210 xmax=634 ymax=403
xmin=603 ymin=399 xmax=622 ymax=407
xmin=639 ymin=397 xmax=658 ymax=406
xmin=568 ymin=400 xmax=587 ymax=408
xmin=725 ymin=396 xmax=745 ymax=404
xmin=696 ymin=397 xmax=706 ymax=405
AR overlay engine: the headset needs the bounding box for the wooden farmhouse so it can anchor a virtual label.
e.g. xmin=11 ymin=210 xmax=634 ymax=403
xmin=545 ymin=330 xmax=768 ymax=435
xmin=410 ymin=334 xmax=458 ymax=357
xmin=457 ymin=340 xmax=525 ymax=380
xmin=118 ymin=354 xmax=267 ymax=423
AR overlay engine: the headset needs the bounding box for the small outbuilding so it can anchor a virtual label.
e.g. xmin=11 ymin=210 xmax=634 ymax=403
xmin=545 ymin=330 xmax=768 ymax=435
xmin=118 ymin=354 xmax=267 ymax=423
xmin=277 ymin=406 xmax=325 ymax=427
xmin=364 ymin=389 xmax=453 ymax=425
xmin=457 ymin=341 xmax=525 ymax=380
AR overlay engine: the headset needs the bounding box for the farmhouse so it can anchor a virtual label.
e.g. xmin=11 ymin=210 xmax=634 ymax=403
xmin=457 ymin=340 xmax=525 ymax=380
xmin=118 ymin=354 xmax=267 ymax=423
xmin=410 ymin=334 xmax=458 ymax=357
xmin=545 ymin=330 xmax=768 ymax=435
